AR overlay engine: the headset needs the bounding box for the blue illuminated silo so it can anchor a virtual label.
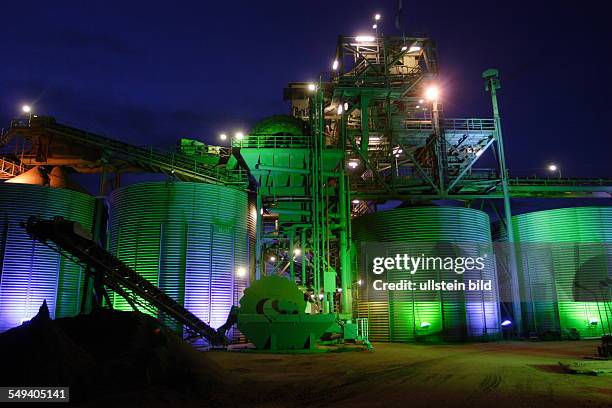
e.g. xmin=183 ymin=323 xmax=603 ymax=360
xmin=0 ymin=183 xmax=95 ymax=332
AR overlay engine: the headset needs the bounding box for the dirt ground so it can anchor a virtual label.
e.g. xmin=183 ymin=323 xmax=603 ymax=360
xmin=203 ymin=340 xmax=611 ymax=408
xmin=76 ymin=340 xmax=611 ymax=407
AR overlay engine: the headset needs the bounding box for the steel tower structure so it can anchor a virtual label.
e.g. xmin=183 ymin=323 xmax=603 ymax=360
xmin=247 ymin=33 xmax=612 ymax=327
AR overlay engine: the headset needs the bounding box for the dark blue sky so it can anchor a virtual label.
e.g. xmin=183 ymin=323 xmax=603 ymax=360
xmin=1 ymin=1 xmax=610 ymax=178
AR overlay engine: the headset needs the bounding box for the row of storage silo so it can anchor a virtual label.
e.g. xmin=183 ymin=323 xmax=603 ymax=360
xmin=0 ymin=180 xmax=610 ymax=342
xmin=0 ymin=181 xmax=252 ymax=338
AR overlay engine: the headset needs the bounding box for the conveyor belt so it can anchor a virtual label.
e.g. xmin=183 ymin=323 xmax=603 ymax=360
xmin=22 ymin=216 xmax=228 ymax=345
xmin=4 ymin=117 xmax=246 ymax=186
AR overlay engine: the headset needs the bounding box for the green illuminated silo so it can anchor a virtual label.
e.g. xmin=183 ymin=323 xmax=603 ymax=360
xmin=506 ymin=207 xmax=612 ymax=338
xmin=0 ymin=183 xmax=95 ymax=332
xmin=352 ymin=206 xmax=500 ymax=342
xmin=108 ymin=182 xmax=250 ymax=334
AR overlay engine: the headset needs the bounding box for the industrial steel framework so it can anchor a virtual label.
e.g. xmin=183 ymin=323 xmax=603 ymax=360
xmin=1 ymin=33 xmax=611 ymax=340
xmin=242 ymin=33 xmax=612 ymax=328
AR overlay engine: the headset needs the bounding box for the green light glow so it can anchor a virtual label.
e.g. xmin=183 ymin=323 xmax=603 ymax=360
xmin=511 ymin=207 xmax=612 ymax=338
xmin=353 ymin=207 xmax=499 ymax=343
xmin=108 ymin=182 xmax=250 ymax=335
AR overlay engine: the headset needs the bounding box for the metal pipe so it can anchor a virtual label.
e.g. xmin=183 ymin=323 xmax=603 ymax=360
xmin=256 ymin=164 xmax=339 ymax=178
xmin=289 ymin=229 xmax=295 ymax=282
xmin=484 ymin=68 xmax=522 ymax=335
xmin=255 ymin=191 xmax=263 ymax=280
xmin=266 ymin=208 xmax=310 ymax=216
xmin=339 ymin=171 xmax=352 ymax=315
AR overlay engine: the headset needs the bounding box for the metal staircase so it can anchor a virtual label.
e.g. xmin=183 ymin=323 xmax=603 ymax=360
xmin=22 ymin=216 xmax=229 ymax=346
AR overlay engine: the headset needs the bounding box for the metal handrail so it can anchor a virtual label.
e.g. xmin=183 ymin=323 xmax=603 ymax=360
xmin=233 ymin=134 xmax=311 ymax=149
xmin=404 ymin=118 xmax=496 ymax=132
xmin=509 ymin=177 xmax=612 ymax=186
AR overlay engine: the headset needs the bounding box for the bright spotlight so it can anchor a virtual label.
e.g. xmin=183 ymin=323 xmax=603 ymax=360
xmin=219 ymin=133 xmax=227 ymax=141
xmin=269 ymin=256 xmax=276 ymax=262
xmin=357 ymin=279 xmax=363 ymax=286
xmin=408 ymin=46 xmax=421 ymax=52
xmin=372 ymin=24 xmax=377 ymax=29
xmin=293 ymin=248 xmax=302 ymax=256
xmin=337 ymin=104 xmax=343 ymax=115
xmin=425 ymin=86 xmax=439 ymax=101
xmin=348 ymin=160 xmax=359 ymax=169
xmin=501 ymin=320 xmax=512 ymax=327
xmin=420 ymin=322 xmax=431 ymax=329
xmin=307 ymin=83 xmax=316 ymax=91
xmin=352 ymin=199 xmax=360 ymax=204
xmin=548 ymin=164 xmax=558 ymax=172
xmin=343 ymin=102 xmax=349 ymax=111
xmin=374 ymin=13 xmax=381 ymax=21
xmin=332 ymin=59 xmax=339 ymax=70
xmin=236 ymin=267 xmax=247 ymax=277
xmin=355 ymin=35 xmax=376 ymax=43
xmin=22 ymin=105 xmax=31 ymax=113
xmin=401 ymin=45 xmax=408 ymax=52
xmin=235 ymin=131 xmax=245 ymax=140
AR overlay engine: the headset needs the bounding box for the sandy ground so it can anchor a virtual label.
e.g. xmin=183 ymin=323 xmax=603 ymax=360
xmin=201 ymin=340 xmax=611 ymax=408
xmin=75 ymin=340 xmax=611 ymax=407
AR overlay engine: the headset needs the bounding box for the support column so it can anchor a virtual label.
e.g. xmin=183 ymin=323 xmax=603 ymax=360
xmin=484 ymin=68 xmax=522 ymax=335
xmin=255 ymin=191 xmax=263 ymax=280
xmin=360 ymin=95 xmax=370 ymax=155
xmin=301 ymin=228 xmax=307 ymax=285
xmin=432 ymin=98 xmax=446 ymax=193
xmin=339 ymin=172 xmax=352 ymax=316
xmin=289 ymin=228 xmax=295 ymax=282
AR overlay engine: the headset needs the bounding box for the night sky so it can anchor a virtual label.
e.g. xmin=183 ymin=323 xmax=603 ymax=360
xmin=1 ymin=0 xmax=610 ymax=180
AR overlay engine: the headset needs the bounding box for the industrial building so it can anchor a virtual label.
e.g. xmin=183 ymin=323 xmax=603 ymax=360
xmin=0 ymin=32 xmax=611 ymax=351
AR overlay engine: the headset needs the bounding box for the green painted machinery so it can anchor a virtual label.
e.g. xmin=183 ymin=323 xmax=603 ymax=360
xmin=236 ymin=276 xmax=336 ymax=351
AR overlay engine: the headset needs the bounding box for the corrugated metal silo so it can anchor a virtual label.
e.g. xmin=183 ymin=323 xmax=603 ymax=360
xmin=108 ymin=182 xmax=250 ymax=337
xmin=353 ymin=206 xmax=500 ymax=342
xmin=500 ymin=207 xmax=612 ymax=338
xmin=0 ymin=183 xmax=95 ymax=332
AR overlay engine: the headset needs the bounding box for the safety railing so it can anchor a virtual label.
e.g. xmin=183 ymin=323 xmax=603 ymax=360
xmin=509 ymin=177 xmax=612 ymax=186
xmin=233 ymin=134 xmax=311 ymax=149
xmin=443 ymin=118 xmax=495 ymax=131
xmin=403 ymin=118 xmax=496 ymax=132
xmin=0 ymin=156 xmax=24 ymax=178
